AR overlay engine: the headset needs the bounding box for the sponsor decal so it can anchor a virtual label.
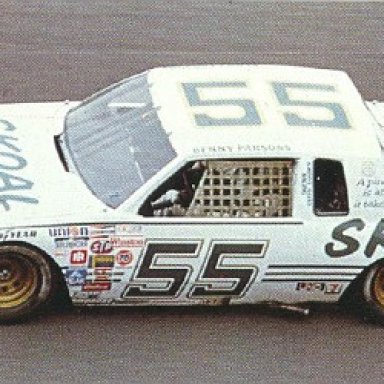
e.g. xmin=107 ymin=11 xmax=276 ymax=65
xmin=110 ymin=236 xmax=144 ymax=248
xmin=70 ymin=250 xmax=88 ymax=265
xmin=115 ymin=224 xmax=142 ymax=234
xmin=296 ymin=282 xmax=343 ymax=295
xmin=89 ymin=255 xmax=115 ymax=269
xmin=116 ymin=250 xmax=133 ymax=267
xmin=72 ymin=291 xmax=101 ymax=301
xmin=0 ymin=230 xmax=37 ymax=240
xmin=87 ymin=268 xmax=124 ymax=283
xmin=354 ymin=176 xmax=384 ymax=209
xmin=90 ymin=239 xmax=113 ymax=254
xmin=54 ymin=250 xmax=68 ymax=258
xmin=65 ymin=269 xmax=87 ymax=286
xmin=49 ymin=226 xmax=89 ymax=239
xmin=0 ymin=119 xmax=39 ymax=211
xmin=361 ymin=161 xmax=376 ymax=178
xmin=89 ymin=224 xmax=115 ymax=237
xmin=82 ymin=281 xmax=111 ymax=291
xmin=72 ymin=291 xmax=113 ymax=304
xmin=93 ymin=268 xmax=112 ymax=281
xmin=326 ymin=218 xmax=384 ymax=258
xmin=54 ymin=239 xmax=88 ymax=249
xmin=89 ymin=224 xmax=143 ymax=237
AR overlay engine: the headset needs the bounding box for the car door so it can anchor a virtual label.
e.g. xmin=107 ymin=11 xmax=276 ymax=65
xmin=122 ymin=157 xmax=306 ymax=305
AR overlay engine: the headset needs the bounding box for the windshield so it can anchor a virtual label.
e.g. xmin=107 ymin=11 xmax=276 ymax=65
xmin=63 ymin=72 xmax=177 ymax=208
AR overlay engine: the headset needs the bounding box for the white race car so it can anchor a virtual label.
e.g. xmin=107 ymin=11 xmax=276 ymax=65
xmin=1 ymin=65 xmax=384 ymax=323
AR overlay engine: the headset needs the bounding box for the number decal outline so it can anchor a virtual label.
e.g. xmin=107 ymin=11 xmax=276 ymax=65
xmin=123 ymin=240 xmax=202 ymax=298
xmin=272 ymin=82 xmax=351 ymax=128
xmin=189 ymin=240 xmax=268 ymax=298
xmin=122 ymin=239 xmax=268 ymax=300
xmin=181 ymin=80 xmax=350 ymax=129
xmin=182 ymin=82 xmax=262 ymax=127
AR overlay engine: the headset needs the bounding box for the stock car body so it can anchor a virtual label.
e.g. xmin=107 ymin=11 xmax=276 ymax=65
xmin=2 ymin=65 xmax=384 ymax=322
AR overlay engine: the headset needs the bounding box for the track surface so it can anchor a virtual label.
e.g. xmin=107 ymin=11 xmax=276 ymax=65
xmin=1 ymin=1 xmax=384 ymax=383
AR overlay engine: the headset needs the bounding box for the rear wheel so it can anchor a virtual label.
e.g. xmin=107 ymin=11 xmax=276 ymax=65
xmin=0 ymin=245 xmax=57 ymax=323
xmin=362 ymin=261 xmax=384 ymax=324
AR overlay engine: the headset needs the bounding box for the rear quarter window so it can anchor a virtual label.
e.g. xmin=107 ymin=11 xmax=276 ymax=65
xmin=314 ymin=159 xmax=349 ymax=216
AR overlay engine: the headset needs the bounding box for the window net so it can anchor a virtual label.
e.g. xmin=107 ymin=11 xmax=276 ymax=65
xmin=187 ymin=160 xmax=293 ymax=218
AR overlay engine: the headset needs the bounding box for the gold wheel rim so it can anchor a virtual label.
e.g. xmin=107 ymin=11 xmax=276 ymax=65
xmin=0 ymin=254 xmax=39 ymax=308
xmin=373 ymin=267 xmax=384 ymax=307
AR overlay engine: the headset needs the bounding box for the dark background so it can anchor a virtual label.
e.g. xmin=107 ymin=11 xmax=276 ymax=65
xmin=1 ymin=1 xmax=384 ymax=383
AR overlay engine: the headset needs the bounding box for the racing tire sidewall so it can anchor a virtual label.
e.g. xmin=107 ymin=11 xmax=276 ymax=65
xmin=0 ymin=245 xmax=56 ymax=323
xmin=362 ymin=261 xmax=384 ymax=324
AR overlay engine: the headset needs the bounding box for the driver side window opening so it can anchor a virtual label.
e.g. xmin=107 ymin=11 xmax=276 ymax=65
xmin=140 ymin=159 xmax=294 ymax=218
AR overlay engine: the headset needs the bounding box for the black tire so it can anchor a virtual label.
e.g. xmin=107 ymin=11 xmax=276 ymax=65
xmin=362 ymin=261 xmax=384 ymax=324
xmin=0 ymin=245 xmax=57 ymax=323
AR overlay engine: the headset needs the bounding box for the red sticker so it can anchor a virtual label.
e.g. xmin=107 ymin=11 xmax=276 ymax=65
xmin=82 ymin=282 xmax=111 ymax=291
xmin=70 ymin=250 xmax=87 ymax=265
xmin=90 ymin=239 xmax=113 ymax=254
xmin=116 ymin=250 xmax=133 ymax=266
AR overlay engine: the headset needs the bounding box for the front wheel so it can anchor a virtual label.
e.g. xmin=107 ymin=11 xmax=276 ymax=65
xmin=0 ymin=245 xmax=57 ymax=323
xmin=362 ymin=261 xmax=384 ymax=324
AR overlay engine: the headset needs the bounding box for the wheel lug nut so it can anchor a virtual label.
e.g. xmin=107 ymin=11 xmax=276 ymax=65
xmin=0 ymin=269 xmax=10 ymax=280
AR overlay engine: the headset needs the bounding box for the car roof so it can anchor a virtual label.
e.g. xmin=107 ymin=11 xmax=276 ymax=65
xmin=147 ymin=65 xmax=380 ymax=160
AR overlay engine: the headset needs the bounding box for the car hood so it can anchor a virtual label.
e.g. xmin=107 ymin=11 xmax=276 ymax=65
xmin=0 ymin=102 xmax=108 ymax=228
